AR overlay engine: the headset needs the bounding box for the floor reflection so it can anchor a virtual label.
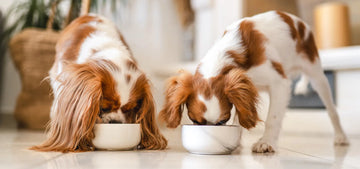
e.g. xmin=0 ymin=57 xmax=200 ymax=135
xmin=41 ymin=153 xmax=81 ymax=169
xmin=332 ymin=145 xmax=350 ymax=169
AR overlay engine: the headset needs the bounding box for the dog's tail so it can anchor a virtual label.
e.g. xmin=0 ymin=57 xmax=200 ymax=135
xmin=294 ymin=74 xmax=309 ymax=95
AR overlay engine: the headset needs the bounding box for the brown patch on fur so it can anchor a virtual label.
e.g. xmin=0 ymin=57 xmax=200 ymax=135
xmin=187 ymin=73 xmax=212 ymax=124
xmin=186 ymin=94 xmax=208 ymax=125
xmin=56 ymin=15 xmax=102 ymax=61
xmin=296 ymin=21 xmax=319 ymax=63
xmin=300 ymin=32 xmax=319 ymax=62
xmin=60 ymin=26 xmax=96 ymax=61
xmin=224 ymin=69 xmax=259 ymax=129
xmin=91 ymin=49 xmax=98 ymax=55
xmin=126 ymin=60 xmax=138 ymax=71
xmin=276 ymin=11 xmax=297 ymax=40
xmin=30 ymin=60 xmax=116 ymax=152
xmin=119 ymin=32 xmax=130 ymax=49
xmin=223 ymin=30 xmax=227 ymax=37
xmin=100 ymin=62 xmax=121 ymax=114
xmin=238 ymin=20 xmax=267 ymax=69
xmin=276 ymin=11 xmax=319 ymax=63
xmin=226 ymin=50 xmax=247 ymax=66
xmin=219 ymin=65 xmax=238 ymax=75
xmin=209 ymin=73 xmax=233 ymax=125
xmin=126 ymin=74 xmax=132 ymax=83
xmin=126 ymin=74 xmax=167 ymax=149
xmin=193 ymin=73 xmax=211 ymax=99
xmin=297 ymin=21 xmax=306 ymax=39
xmin=271 ymin=61 xmax=287 ymax=78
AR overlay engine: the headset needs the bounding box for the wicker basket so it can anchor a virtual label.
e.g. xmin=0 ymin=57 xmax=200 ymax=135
xmin=7 ymin=0 xmax=91 ymax=130
xmin=9 ymin=28 xmax=59 ymax=130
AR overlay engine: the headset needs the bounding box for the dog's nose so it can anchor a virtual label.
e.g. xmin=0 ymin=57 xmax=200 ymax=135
xmin=108 ymin=120 xmax=123 ymax=124
xmin=215 ymin=120 xmax=227 ymax=125
xmin=206 ymin=121 xmax=215 ymax=125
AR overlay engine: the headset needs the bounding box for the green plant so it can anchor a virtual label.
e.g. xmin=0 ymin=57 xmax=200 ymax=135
xmin=0 ymin=0 xmax=63 ymax=65
xmin=0 ymin=0 xmax=127 ymax=59
xmin=3 ymin=0 xmax=128 ymax=39
xmin=65 ymin=0 xmax=129 ymax=25
xmin=5 ymin=0 xmax=63 ymax=38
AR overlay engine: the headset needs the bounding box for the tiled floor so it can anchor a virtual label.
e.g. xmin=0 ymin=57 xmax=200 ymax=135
xmin=0 ymin=110 xmax=359 ymax=169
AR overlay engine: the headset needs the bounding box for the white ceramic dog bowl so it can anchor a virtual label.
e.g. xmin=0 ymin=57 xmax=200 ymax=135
xmin=92 ymin=124 xmax=141 ymax=150
xmin=182 ymin=125 xmax=241 ymax=155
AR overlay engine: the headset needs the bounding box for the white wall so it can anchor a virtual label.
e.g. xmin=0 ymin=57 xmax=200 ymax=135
xmin=191 ymin=0 xmax=244 ymax=61
xmin=113 ymin=0 xmax=185 ymax=111
xmin=0 ymin=1 xmax=21 ymax=114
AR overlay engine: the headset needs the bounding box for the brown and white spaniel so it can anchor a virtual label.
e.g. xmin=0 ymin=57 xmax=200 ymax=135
xmin=31 ymin=14 xmax=167 ymax=152
xmin=159 ymin=11 xmax=349 ymax=153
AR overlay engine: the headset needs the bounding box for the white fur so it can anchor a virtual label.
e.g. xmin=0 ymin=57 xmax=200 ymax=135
xmin=197 ymin=11 xmax=349 ymax=153
xmin=199 ymin=95 xmax=221 ymax=124
xmin=199 ymin=25 xmax=243 ymax=79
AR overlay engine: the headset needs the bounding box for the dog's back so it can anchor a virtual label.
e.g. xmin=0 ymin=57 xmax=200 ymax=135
xmin=55 ymin=15 xmax=132 ymax=65
xmin=200 ymin=10 xmax=319 ymax=81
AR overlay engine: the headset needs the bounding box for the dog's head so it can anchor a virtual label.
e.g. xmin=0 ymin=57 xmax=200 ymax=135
xmin=32 ymin=59 xmax=167 ymax=152
xmin=159 ymin=69 xmax=259 ymax=129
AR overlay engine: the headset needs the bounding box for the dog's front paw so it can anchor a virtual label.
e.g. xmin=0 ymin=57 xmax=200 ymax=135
xmin=252 ymin=141 xmax=276 ymax=153
xmin=334 ymin=134 xmax=350 ymax=146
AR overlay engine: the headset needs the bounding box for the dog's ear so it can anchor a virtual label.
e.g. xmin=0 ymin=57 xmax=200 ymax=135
xmin=131 ymin=74 xmax=168 ymax=150
xmin=30 ymin=61 xmax=106 ymax=152
xmin=159 ymin=71 xmax=193 ymax=128
xmin=224 ymin=69 xmax=260 ymax=129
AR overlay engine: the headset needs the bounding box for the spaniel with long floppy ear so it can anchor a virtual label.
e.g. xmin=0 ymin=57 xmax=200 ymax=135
xmin=31 ymin=15 xmax=167 ymax=152
xmin=160 ymin=11 xmax=349 ymax=153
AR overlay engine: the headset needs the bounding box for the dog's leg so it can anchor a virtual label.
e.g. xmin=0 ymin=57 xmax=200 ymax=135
xmin=307 ymin=69 xmax=349 ymax=145
xmin=252 ymin=79 xmax=291 ymax=153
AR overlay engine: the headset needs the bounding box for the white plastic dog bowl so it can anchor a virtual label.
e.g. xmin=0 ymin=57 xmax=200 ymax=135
xmin=182 ymin=125 xmax=241 ymax=155
xmin=92 ymin=123 xmax=141 ymax=150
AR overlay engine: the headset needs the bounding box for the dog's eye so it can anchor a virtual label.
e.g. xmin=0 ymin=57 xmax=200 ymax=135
xmin=192 ymin=119 xmax=207 ymax=125
xmin=121 ymin=99 xmax=143 ymax=114
xmin=101 ymin=107 xmax=111 ymax=113
xmin=133 ymin=99 xmax=143 ymax=112
xmin=193 ymin=120 xmax=201 ymax=125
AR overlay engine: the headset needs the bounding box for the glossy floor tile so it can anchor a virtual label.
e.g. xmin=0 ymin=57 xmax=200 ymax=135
xmin=0 ymin=111 xmax=359 ymax=169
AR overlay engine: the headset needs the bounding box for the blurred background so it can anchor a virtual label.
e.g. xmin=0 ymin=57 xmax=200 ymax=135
xmin=0 ymin=0 xmax=359 ymax=131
